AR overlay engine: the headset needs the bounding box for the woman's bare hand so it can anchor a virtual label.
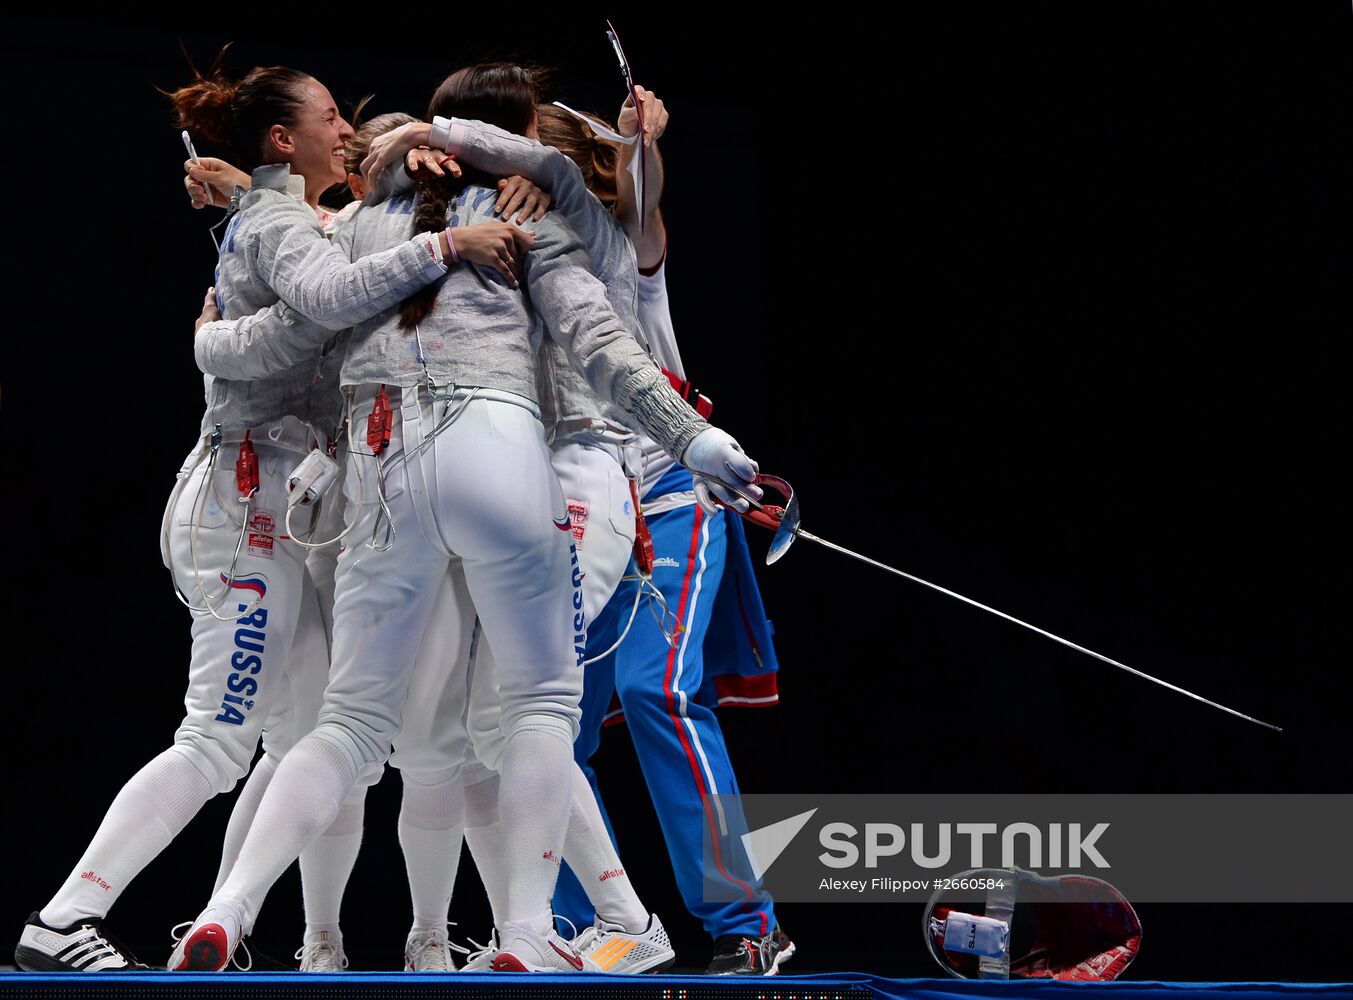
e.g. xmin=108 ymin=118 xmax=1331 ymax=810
xmin=361 ymin=120 xmax=433 ymax=180
xmin=618 ymin=86 xmax=668 ymax=148
xmin=495 ymin=176 xmax=550 ymax=223
xmin=195 ymin=287 xmax=221 ymax=332
xmin=449 ymin=222 xmax=536 ymax=288
xmin=185 ymin=157 xmax=249 ymax=209
xmin=404 ymin=147 xmax=462 ymax=180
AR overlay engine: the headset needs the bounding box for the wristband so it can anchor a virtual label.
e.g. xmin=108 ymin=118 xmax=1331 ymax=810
xmin=445 ymin=227 xmax=460 ymax=264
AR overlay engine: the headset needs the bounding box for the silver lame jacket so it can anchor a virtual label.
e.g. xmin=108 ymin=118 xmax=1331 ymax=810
xmin=203 ymin=163 xmax=447 ymax=438
xmin=336 ymin=176 xmax=708 ymax=461
xmin=429 ymin=119 xmax=644 ymax=443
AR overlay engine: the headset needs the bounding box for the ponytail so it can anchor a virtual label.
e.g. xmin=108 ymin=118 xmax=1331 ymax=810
xmin=398 ymin=171 xmax=461 ymax=328
xmin=398 ymin=63 xmax=544 ymax=327
xmin=165 ymin=46 xmax=311 ymax=172
xmin=534 ymin=104 xmax=620 ymax=206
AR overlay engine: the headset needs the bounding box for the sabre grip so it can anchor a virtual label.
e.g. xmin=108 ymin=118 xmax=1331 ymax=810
xmin=714 ymin=473 xmax=791 ymax=533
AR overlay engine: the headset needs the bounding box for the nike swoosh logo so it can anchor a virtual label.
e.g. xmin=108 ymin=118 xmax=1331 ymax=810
xmin=551 ymin=940 xmax=583 ymax=970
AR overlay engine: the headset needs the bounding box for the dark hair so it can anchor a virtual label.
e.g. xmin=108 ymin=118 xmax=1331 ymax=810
xmin=167 ymin=46 xmax=312 ymax=172
xmin=345 ymin=106 xmax=417 ymax=177
xmin=534 ymin=104 xmax=619 ymax=206
xmin=402 ymin=63 xmax=542 ymax=328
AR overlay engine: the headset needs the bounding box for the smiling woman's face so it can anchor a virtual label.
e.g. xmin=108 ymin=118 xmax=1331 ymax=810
xmin=283 ymin=78 xmax=354 ymax=191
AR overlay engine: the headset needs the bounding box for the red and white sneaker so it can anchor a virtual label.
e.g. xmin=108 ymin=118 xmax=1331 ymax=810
xmin=491 ymin=919 xmax=594 ymax=973
xmin=167 ymin=900 xmax=247 ymax=972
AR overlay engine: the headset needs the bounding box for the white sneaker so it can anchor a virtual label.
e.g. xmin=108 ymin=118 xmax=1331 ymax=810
xmin=14 ymin=912 xmax=145 ymax=972
xmin=404 ymin=927 xmax=457 ymax=972
xmin=167 ymin=900 xmax=247 ymax=971
xmin=459 ymin=931 xmax=497 ymax=972
xmin=577 ymin=913 xmax=676 ymax=974
xmin=295 ymin=930 xmax=348 ymax=972
xmin=492 ymin=919 xmax=592 ymax=972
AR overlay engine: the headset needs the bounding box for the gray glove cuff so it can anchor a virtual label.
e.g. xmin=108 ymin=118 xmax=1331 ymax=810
xmin=617 ymin=367 xmax=711 ymax=461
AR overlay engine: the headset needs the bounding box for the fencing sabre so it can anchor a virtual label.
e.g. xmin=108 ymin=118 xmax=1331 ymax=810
xmin=712 ymin=474 xmax=1282 ymax=732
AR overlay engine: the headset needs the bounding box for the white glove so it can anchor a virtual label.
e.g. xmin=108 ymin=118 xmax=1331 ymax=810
xmin=683 ymin=428 xmax=763 ymax=515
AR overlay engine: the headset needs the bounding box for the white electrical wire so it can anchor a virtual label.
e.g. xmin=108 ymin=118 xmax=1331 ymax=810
xmin=173 ymin=438 xmax=265 ymax=622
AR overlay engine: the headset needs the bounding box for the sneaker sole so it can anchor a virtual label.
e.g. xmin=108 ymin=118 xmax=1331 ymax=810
xmin=491 ymin=951 xmax=584 ymax=973
xmin=637 ymin=954 xmax=678 ymax=975
xmin=15 ymin=946 xmax=70 ymax=973
xmin=14 ymin=945 xmax=139 ymax=973
xmin=172 ymin=924 xmax=231 ymax=972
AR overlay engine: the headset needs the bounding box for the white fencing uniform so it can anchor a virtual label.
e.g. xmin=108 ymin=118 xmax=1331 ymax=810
xmin=161 ymin=422 xmax=324 ymax=793
xmin=467 ymin=437 xmax=635 ymax=771
xmin=30 ymin=160 xmax=448 ymax=937
xmin=196 ymin=160 xmax=713 ymax=944
xmin=318 ymin=388 xmax=583 ymax=772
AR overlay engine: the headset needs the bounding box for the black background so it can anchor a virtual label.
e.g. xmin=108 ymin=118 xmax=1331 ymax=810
xmin=1 ymin=8 xmax=1349 ymax=982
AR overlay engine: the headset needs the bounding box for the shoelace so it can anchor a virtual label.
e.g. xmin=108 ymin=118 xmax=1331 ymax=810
xmin=756 ymin=935 xmax=776 ymax=968
xmin=169 ymin=918 xmax=252 ymax=971
xmin=571 ymin=926 xmax=599 ymax=954
xmin=295 ymin=939 xmax=347 ymax=971
xmin=572 ymin=916 xmax=634 ymax=958
xmin=553 ymin=914 xmax=583 ymax=947
xmin=548 ymin=917 xmax=587 ymax=969
xmin=442 ymin=920 xmax=471 ymax=959
xmin=66 ymin=924 xmax=128 ymax=969
xmin=406 ymin=930 xmax=454 ymax=971
xmin=233 ymin=940 xmax=253 ymax=972
xmin=460 ymin=932 xmax=497 ymax=967
xmin=717 ymin=936 xmax=759 ymax=971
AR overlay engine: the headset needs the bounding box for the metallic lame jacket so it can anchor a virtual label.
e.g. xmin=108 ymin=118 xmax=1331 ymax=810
xmin=203 ymin=163 xmax=447 ymax=438
xmin=336 ymin=171 xmax=708 ymax=461
xmin=433 ymin=118 xmax=644 ymax=443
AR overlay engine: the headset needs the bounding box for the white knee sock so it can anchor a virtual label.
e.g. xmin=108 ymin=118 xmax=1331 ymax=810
xmin=214 ymin=753 xmax=279 ymax=893
xmin=300 ymin=784 xmax=368 ymax=938
xmin=216 ymin=733 xmax=357 ymax=930
xmin=42 ymin=748 xmax=214 ymax=927
xmin=562 ymin=765 xmax=648 ymax=932
xmin=398 ymin=773 xmax=465 ymax=932
xmin=463 ymin=770 xmax=509 ymax=926
xmin=497 ymin=717 xmax=574 ymax=930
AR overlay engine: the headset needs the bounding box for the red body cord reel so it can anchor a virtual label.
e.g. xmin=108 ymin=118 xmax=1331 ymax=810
xmin=629 ymin=479 xmax=655 ymax=576
xmin=235 ymin=431 xmax=260 ymax=498
xmin=368 ymin=385 xmax=393 ymax=455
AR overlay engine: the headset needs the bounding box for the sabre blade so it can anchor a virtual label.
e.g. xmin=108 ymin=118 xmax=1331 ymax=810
xmin=792 ymin=527 xmax=1283 ymax=733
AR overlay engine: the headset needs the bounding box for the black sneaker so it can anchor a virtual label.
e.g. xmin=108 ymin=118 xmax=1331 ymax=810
xmin=15 ymin=912 xmax=147 ymax=972
xmin=706 ymin=925 xmax=795 ymax=976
